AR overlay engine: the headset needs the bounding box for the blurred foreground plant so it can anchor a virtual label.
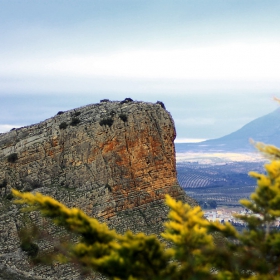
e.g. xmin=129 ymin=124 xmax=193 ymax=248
xmin=13 ymin=142 xmax=280 ymax=279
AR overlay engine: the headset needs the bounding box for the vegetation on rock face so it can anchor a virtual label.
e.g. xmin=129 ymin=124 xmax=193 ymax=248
xmin=59 ymin=122 xmax=68 ymax=129
xmin=0 ymin=179 xmax=7 ymax=188
xmin=23 ymin=178 xmax=43 ymax=191
xmin=19 ymin=224 xmax=40 ymax=258
xmin=99 ymin=118 xmax=114 ymax=127
xmin=5 ymin=192 xmax=13 ymax=200
xmin=110 ymin=110 xmax=116 ymax=116
xmin=120 ymin=98 xmax=133 ymax=104
xmin=105 ymin=183 xmax=112 ymax=192
xmin=7 ymin=153 xmax=18 ymax=163
xmin=119 ymin=113 xmax=128 ymax=122
xmin=73 ymin=111 xmax=81 ymax=117
xmin=70 ymin=117 xmax=81 ymax=126
xmin=12 ymin=141 xmax=280 ymax=279
xmin=156 ymin=101 xmax=166 ymax=109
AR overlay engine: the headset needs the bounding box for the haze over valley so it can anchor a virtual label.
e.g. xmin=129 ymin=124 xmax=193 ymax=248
xmin=175 ymin=108 xmax=278 ymax=208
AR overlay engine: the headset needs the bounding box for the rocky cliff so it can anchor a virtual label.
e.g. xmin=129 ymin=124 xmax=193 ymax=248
xmin=0 ymin=100 xmax=196 ymax=279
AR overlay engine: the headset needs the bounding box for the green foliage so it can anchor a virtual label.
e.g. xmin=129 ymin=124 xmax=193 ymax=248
xmin=105 ymin=183 xmax=112 ymax=192
xmin=20 ymin=242 xmax=39 ymax=258
xmin=74 ymin=111 xmax=81 ymax=116
xmin=208 ymin=200 xmax=217 ymax=209
xmin=120 ymin=98 xmax=133 ymax=104
xmin=198 ymin=200 xmax=217 ymax=209
xmin=5 ymin=192 xmax=13 ymax=200
xmin=156 ymin=101 xmax=166 ymax=109
xmin=70 ymin=117 xmax=81 ymax=126
xmin=110 ymin=110 xmax=116 ymax=116
xmin=57 ymin=111 xmax=64 ymax=115
xmin=17 ymin=220 xmax=74 ymax=265
xmin=0 ymin=179 xmax=7 ymax=188
xmin=59 ymin=122 xmax=68 ymax=129
xmin=19 ymin=224 xmax=39 ymax=258
xmin=99 ymin=118 xmax=114 ymax=127
xmin=7 ymin=153 xmax=18 ymax=163
xmin=23 ymin=179 xmax=42 ymax=191
xmin=119 ymin=113 xmax=128 ymax=122
xmin=12 ymin=142 xmax=280 ymax=279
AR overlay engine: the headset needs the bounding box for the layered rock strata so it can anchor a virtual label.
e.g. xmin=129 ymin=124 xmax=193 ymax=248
xmin=0 ymin=100 xmax=196 ymax=279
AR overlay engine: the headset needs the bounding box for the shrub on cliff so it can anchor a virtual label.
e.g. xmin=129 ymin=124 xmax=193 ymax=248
xmin=120 ymin=97 xmax=133 ymax=104
xmin=12 ymin=141 xmax=280 ymax=279
xmin=70 ymin=117 xmax=81 ymax=126
xmin=74 ymin=111 xmax=81 ymax=116
xmin=7 ymin=153 xmax=18 ymax=163
xmin=0 ymin=179 xmax=7 ymax=188
xmin=59 ymin=122 xmax=68 ymax=129
xmin=18 ymin=224 xmax=40 ymax=258
xmin=156 ymin=101 xmax=166 ymax=109
xmin=99 ymin=118 xmax=114 ymax=127
xmin=119 ymin=113 xmax=128 ymax=122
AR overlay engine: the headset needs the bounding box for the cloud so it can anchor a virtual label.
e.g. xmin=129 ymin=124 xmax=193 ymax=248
xmin=0 ymin=125 xmax=21 ymax=133
xmin=1 ymin=41 xmax=280 ymax=82
xmin=176 ymin=118 xmax=216 ymax=126
xmin=174 ymin=138 xmax=207 ymax=143
xmin=1 ymin=42 xmax=280 ymax=97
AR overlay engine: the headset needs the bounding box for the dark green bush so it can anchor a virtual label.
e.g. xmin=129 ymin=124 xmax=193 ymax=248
xmin=105 ymin=183 xmax=112 ymax=192
xmin=100 ymin=99 xmax=110 ymax=102
xmin=119 ymin=113 xmax=128 ymax=122
xmin=74 ymin=111 xmax=81 ymax=116
xmin=110 ymin=110 xmax=116 ymax=116
xmin=59 ymin=122 xmax=68 ymax=129
xmin=70 ymin=117 xmax=80 ymax=126
xmin=208 ymin=200 xmax=217 ymax=209
xmin=6 ymin=193 xmax=13 ymax=200
xmin=57 ymin=111 xmax=64 ymax=115
xmin=156 ymin=101 xmax=166 ymax=109
xmin=14 ymin=183 xmax=23 ymax=190
xmin=19 ymin=224 xmax=40 ymax=258
xmin=120 ymin=98 xmax=133 ymax=104
xmin=7 ymin=153 xmax=18 ymax=163
xmin=99 ymin=118 xmax=114 ymax=127
xmin=24 ymin=179 xmax=42 ymax=191
xmin=0 ymin=179 xmax=7 ymax=188
xmin=20 ymin=242 xmax=39 ymax=258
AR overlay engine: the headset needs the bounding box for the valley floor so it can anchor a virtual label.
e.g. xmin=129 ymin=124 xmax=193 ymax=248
xmin=176 ymin=152 xmax=266 ymax=208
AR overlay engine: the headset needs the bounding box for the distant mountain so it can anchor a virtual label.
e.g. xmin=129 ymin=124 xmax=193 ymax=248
xmin=176 ymin=108 xmax=280 ymax=153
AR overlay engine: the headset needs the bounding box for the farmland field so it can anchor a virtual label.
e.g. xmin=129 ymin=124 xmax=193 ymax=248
xmin=177 ymin=161 xmax=265 ymax=207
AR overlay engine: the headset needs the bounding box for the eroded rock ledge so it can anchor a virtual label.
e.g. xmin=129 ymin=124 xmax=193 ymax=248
xmin=0 ymin=100 xmax=196 ymax=279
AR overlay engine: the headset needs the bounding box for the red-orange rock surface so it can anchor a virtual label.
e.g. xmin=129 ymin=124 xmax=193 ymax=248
xmin=0 ymin=100 xmax=196 ymax=279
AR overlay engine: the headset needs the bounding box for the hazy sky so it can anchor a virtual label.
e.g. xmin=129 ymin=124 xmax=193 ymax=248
xmin=1 ymin=0 xmax=280 ymax=142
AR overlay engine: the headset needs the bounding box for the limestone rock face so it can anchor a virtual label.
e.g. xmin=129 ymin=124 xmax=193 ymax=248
xmin=0 ymin=100 xmax=196 ymax=279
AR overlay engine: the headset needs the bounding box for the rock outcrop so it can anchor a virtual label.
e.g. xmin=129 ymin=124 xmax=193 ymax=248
xmin=0 ymin=100 xmax=196 ymax=279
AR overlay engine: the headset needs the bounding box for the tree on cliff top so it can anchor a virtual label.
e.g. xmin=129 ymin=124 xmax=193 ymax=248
xmin=12 ymin=142 xmax=280 ymax=280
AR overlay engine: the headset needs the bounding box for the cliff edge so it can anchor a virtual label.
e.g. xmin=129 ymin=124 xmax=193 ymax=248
xmin=0 ymin=100 xmax=196 ymax=279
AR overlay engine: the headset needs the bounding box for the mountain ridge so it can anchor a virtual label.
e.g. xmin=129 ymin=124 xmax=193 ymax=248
xmin=176 ymin=108 xmax=280 ymax=153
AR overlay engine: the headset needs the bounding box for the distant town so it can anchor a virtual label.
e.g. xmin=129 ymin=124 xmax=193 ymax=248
xmin=204 ymin=207 xmax=280 ymax=228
